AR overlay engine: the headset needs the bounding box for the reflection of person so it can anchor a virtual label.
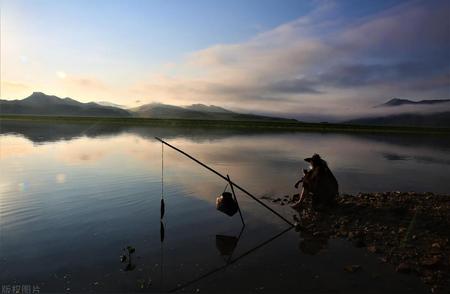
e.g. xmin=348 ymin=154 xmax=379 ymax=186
xmin=292 ymin=154 xmax=338 ymax=210
xmin=298 ymin=231 xmax=329 ymax=255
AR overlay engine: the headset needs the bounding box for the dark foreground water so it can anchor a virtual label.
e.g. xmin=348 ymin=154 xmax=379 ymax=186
xmin=1 ymin=121 xmax=449 ymax=293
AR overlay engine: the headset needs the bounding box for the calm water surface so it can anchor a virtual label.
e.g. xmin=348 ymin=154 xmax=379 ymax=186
xmin=1 ymin=121 xmax=449 ymax=293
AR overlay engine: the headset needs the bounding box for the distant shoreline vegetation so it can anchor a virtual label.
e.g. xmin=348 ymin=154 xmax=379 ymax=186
xmin=1 ymin=114 xmax=449 ymax=135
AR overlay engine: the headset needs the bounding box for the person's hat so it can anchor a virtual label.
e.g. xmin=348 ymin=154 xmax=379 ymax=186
xmin=304 ymin=154 xmax=321 ymax=163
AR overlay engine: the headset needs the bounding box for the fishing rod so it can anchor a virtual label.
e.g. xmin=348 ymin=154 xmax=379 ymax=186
xmin=154 ymin=137 xmax=294 ymax=227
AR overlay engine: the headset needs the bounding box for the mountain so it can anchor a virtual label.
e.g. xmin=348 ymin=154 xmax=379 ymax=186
xmin=184 ymin=104 xmax=232 ymax=113
xmin=0 ymin=92 xmax=131 ymax=117
xmin=97 ymin=101 xmax=126 ymax=109
xmin=345 ymin=112 xmax=450 ymax=127
xmin=130 ymin=103 xmax=293 ymax=121
xmin=0 ymin=93 xmax=294 ymax=122
xmin=376 ymin=98 xmax=450 ymax=107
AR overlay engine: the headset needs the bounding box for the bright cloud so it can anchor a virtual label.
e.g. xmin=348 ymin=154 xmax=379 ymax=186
xmin=131 ymin=0 xmax=450 ymax=119
xmin=56 ymin=71 xmax=67 ymax=79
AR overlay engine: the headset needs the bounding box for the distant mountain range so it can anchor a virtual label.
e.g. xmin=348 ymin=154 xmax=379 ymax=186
xmin=346 ymin=98 xmax=450 ymax=127
xmin=345 ymin=111 xmax=450 ymax=127
xmin=97 ymin=101 xmax=126 ymax=109
xmin=0 ymin=92 xmax=293 ymax=122
xmin=2 ymin=93 xmax=449 ymax=127
xmin=130 ymin=102 xmax=290 ymax=121
xmin=0 ymin=92 xmax=130 ymax=117
xmin=376 ymin=98 xmax=450 ymax=107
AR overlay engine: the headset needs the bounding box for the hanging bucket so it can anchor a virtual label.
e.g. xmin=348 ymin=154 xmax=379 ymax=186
xmin=216 ymin=192 xmax=238 ymax=216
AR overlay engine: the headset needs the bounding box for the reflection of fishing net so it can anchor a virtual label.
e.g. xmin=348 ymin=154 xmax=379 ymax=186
xmin=215 ymin=235 xmax=239 ymax=256
xmin=216 ymin=192 xmax=239 ymax=216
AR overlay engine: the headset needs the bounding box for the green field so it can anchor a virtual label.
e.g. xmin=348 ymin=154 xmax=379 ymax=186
xmin=1 ymin=114 xmax=449 ymax=134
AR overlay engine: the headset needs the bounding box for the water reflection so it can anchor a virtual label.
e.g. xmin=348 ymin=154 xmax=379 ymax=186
xmin=216 ymin=225 xmax=245 ymax=262
xmin=298 ymin=231 xmax=329 ymax=255
xmin=170 ymin=226 xmax=293 ymax=293
xmin=0 ymin=121 xmax=444 ymax=292
xmin=382 ymin=152 xmax=450 ymax=166
xmin=120 ymin=246 xmax=137 ymax=272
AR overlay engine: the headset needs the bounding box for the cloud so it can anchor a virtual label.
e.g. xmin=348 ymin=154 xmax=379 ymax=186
xmin=56 ymin=71 xmax=67 ymax=79
xmin=131 ymin=0 xmax=450 ymax=118
xmin=63 ymin=75 xmax=107 ymax=91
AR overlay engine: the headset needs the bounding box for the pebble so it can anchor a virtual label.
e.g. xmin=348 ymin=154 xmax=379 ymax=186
xmin=396 ymin=262 xmax=412 ymax=273
xmin=344 ymin=265 xmax=361 ymax=273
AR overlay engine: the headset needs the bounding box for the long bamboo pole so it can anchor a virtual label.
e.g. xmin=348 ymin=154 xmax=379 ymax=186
xmin=154 ymin=137 xmax=294 ymax=227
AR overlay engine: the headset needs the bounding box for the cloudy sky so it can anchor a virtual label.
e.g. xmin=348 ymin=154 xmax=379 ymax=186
xmin=1 ymin=0 xmax=449 ymax=119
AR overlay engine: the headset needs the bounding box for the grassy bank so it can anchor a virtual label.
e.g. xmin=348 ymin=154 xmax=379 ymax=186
xmin=1 ymin=114 xmax=450 ymax=134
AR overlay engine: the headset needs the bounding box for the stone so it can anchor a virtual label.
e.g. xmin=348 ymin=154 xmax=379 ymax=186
xmin=367 ymin=245 xmax=378 ymax=253
xmin=421 ymin=256 xmax=441 ymax=268
xmin=344 ymin=265 xmax=361 ymax=273
xmin=396 ymin=262 xmax=412 ymax=273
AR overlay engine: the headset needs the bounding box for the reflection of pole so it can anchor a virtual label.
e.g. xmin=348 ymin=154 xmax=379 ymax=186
xmin=160 ymin=142 xmax=165 ymax=292
xmin=225 ymin=224 xmax=245 ymax=264
xmin=154 ymin=137 xmax=294 ymax=227
xmin=160 ymin=221 xmax=164 ymax=292
xmin=169 ymin=226 xmax=293 ymax=292
xmin=227 ymin=174 xmax=245 ymax=227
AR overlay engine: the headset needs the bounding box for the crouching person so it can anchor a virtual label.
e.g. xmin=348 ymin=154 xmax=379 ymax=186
xmin=292 ymin=154 xmax=338 ymax=210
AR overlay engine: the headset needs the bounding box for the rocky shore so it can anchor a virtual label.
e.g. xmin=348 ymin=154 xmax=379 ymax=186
xmin=272 ymin=192 xmax=449 ymax=293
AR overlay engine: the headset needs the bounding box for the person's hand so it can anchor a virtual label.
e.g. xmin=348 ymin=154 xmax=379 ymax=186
xmin=294 ymin=182 xmax=299 ymax=189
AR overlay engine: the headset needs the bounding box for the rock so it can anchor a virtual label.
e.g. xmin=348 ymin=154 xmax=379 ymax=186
xmin=431 ymin=242 xmax=441 ymax=249
xmin=344 ymin=265 xmax=361 ymax=273
xmin=367 ymin=245 xmax=378 ymax=253
xmin=339 ymin=229 xmax=348 ymax=237
xmin=421 ymin=256 xmax=441 ymax=268
xmin=396 ymin=262 xmax=412 ymax=273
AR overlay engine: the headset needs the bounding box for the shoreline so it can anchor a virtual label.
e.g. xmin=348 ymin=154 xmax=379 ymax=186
xmin=1 ymin=114 xmax=450 ymax=135
xmin=270 ymin=191 xmax=449 ymax=293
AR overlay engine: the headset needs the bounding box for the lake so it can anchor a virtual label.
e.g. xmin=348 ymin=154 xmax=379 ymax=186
xmin=1 ymin=120 xmax=449 ymax=293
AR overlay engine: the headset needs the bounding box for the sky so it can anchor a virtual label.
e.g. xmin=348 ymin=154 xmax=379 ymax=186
xmin=1 ymin=0 xmax=449 ymax=119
